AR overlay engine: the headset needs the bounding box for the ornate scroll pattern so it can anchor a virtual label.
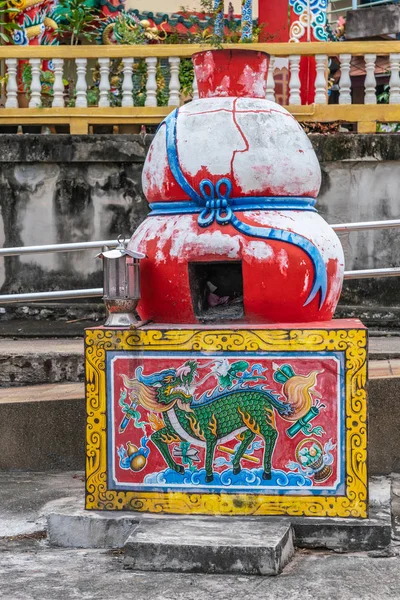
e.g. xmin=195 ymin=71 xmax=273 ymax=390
xmin=85 ymin=326 xmax=367 ymax=517
xmin=289 ymin=0 xmax=328 ymax=42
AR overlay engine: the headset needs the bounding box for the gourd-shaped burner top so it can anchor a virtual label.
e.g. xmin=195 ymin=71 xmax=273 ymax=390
xmin=129 ymin=49 xmax=344 ymax=325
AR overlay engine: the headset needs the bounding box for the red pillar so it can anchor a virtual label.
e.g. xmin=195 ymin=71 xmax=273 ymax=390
xmin=258 ymin=0 xmax=320 ymax=104
xmin=259 ymin=0 xmax=289 ymax=42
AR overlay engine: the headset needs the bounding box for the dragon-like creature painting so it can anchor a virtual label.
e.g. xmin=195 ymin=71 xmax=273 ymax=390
xmin=120 ymin=359 xmax=324 ymax=483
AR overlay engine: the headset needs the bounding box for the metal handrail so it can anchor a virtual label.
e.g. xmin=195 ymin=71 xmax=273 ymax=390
xmin=0 ymin=218 xmax=399 ymax=303
xmin=0 ymin=239 xmax=119 ymax=257
xmin=1 ymin=220 xmax=399 ymax=258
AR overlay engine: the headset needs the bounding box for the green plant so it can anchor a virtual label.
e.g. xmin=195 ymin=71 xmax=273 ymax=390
xmin=377 ymin=84 xmax=389 ymax=104
xmin=55 ymin=0 xmax=100 ymax=45
xmin=179 ymin=58 xmax=195 ymax=98
xmin=0 ymin=0 xmax=20 ymax=43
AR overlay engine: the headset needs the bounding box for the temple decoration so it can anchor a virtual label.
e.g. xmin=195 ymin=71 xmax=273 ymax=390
xmin=241 ymin=0 xmax=253 ymax=41
xmin=259 ymin=0 xmax=329 ymax=103
xmin=97 ymin=12 xmax=166 ymax=45
xmin=85 ymin=49 xmax=367 ymax=519
xmin=289 ymin=0 xmax=328 ymax=43
xmin=8 ymin=0 xmax=59 ymax=45
xmin=214 ymin=0 xmax=224 ymax=37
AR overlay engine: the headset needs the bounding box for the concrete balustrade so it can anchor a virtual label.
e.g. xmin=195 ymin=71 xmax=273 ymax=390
xmin=1 ymin=42 xmax=400 ymax=133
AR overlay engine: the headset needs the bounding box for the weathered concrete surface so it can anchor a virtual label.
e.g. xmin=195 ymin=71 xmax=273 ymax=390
xmin=0 ymin=471 xmax=83 ymax=537
xmin=0 ymin=135 xmax=150 ymax=293
xmin=46 ymin=496 xmax=140 ymax=549
xmin=369 ymin=377 xmax=400 ymax=475
xmin=345 ymin=4 xmax=400 ymax=39
xmin=124 ymin=519 xmax=294 ymax=576
xmin=2 ymin=543 xmax=400 ymax=600
xmin=0 ymin=134 xmax=400 ymax=308
xmin=0 ymin=338 xmax=84 ymax=387
xmin=0 ymin=391 xmax=85 ymax=470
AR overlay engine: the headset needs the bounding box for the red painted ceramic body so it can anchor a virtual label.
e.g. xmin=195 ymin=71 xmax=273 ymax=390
xmin=129 ymin=50 xmax=344 ymax=325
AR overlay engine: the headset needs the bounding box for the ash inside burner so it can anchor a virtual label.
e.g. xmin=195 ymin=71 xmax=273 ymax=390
xmin=189 ymin=261 xmax=244 ymax=322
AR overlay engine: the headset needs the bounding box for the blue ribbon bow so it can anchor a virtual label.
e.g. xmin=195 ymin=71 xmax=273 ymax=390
xmin=198 ymin=178 xmax=234 ymax=227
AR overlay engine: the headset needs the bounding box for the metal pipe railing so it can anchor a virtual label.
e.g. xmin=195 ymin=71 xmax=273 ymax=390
xmin=0 ymin=289 xmax=103 ymax=303
xmin=344 ymin=267 xmax=400 ymax=279
xmin=0 ymin=220 xmax=399 ymax=259
xmin=0 ymin=240 xmax=118 ymax=257
xmin=0 ymin=218 xmax=398 ymax=304
xmin=332 ymin=219 xmax=400 ymax=232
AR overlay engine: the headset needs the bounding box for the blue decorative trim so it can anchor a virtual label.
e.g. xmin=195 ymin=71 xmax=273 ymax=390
xmin=157 ymin=109 xmax=328 ymax=308
xmin=149 ymin=197 xmax=316 ymax=216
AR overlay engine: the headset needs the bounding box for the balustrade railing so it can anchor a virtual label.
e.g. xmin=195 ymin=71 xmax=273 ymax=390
xmin=1 ymin=42 xmax=400 ymax=133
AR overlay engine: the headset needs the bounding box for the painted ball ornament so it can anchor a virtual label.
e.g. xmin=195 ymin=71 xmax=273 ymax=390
xmin=129 ymin=49 xmax=344 ymax=324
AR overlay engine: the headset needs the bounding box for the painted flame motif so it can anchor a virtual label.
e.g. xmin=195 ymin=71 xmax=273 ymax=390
xmin=238 ymin=407 xmax=261 ymax=435
xmin=282 ymin=370 xmax=322 ymax=422
xmin=186 ymin=413 xmax=205 ymax=441
xmin=208 ymin=414 xmax=218 ymax=437
xmin=160 ymin=432 xmax=181 ymax=444
xmin=148 ymin=413 xmax=165 ymax=432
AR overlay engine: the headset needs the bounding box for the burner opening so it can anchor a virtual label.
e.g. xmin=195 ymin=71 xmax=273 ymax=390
xmin=189 ymin=261 xmax=244 ymax=322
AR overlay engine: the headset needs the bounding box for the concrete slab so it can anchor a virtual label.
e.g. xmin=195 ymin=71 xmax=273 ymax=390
xmin=43 ymin=476 xmax=392 ymax=554
xmin=124 ymin=518 xmax=294 ymax=576
xmin=0 ymin=382 xmax=84 ymax=404
xmin=46 ymin=496 xmax=140 ymax=549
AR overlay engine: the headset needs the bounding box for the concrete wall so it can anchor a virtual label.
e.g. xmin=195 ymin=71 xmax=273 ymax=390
xmin=345 ymin=4 xmax=400 ymax=39
xmin=0 ymin=133 xmax=399 ymax=305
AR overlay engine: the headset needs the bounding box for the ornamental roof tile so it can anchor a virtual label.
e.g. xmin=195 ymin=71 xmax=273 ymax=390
xmin=129 ymin=9 xmax=257 ymax=32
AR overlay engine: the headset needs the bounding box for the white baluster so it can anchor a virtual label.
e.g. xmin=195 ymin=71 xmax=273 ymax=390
xmin=168 ymin=56 xmax=181 ymax=107
xmin=389 ymin=53 xmax=400 ymax=104
xmin=192 ymin=73 xmax=199 ymax=100
xmin=98 ymin=58 xmax=110 ymax=108
xmin=145 ymin=57 xmax=157 ymax=107
xmin=75 ymin=58 xmax=88 ymax=108
xmin=5 ymin=59 xmax=18 ymax=108
xmin=266 ymin=55 xmax=276 ymax=102
xmin=315 ymin=54 xmax=328 ymax=104
xmin=289 ymin=55 xmax=301 ymax=105
xmin=121 ymin=57 xmax=134 ymax=107
xmin=364 ymin=53 xmax=377 ymax=104
xmin=52 ymin=58 xmax=64 ymax=108
xmin=29 ymin=58 xmax=41 ymax=108
xmin=339 ymin=54 xmax=352 ymax=105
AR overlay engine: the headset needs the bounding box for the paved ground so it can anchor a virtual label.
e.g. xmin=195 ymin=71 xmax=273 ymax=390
xmin=0 ymin=472 xmax=400 ymax=599
xmin=1 ymin=541 xmax=400 ymax=600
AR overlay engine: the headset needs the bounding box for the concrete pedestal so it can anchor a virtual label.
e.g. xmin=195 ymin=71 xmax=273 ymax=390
xmin=85 ymin=320 xmax=367 ymax=518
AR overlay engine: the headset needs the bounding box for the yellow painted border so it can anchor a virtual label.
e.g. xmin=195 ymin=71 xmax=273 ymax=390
xmin=85 ymin=327 xmax=367 ymax=518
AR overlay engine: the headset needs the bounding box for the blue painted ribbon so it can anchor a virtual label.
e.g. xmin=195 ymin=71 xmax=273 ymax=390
xmin=155 ymin=109 xmax=328 ymax=308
